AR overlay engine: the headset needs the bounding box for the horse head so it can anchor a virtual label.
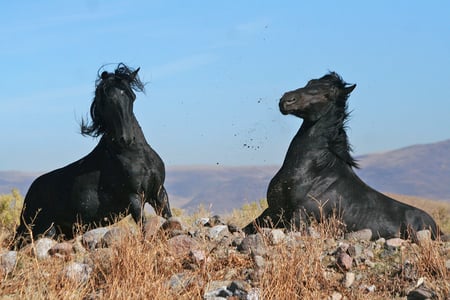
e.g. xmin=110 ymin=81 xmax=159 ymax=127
xmin=81 ymin=64 xmax=145 ymax=147
xmin=279 ymin=72 xmax=356 ymax=121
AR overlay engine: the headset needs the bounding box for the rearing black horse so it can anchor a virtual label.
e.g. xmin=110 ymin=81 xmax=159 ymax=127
xmin=244 ymin=72 xmax=441 ymax=240
xmin=15 ymin=64 xmax=172 ymax=245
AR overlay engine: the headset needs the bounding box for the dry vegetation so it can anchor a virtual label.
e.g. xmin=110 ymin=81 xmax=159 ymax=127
xmin=0 ymin=190 xmax=450 ymax=299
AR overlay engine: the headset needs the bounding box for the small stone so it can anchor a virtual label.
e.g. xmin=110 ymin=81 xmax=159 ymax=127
xmin=167 ymin=235 xmax=199 ymax=258
xmin=345 ymin=229 xmax=372 ymax=241
xmin=343 ymin=272 xmax=355 ymax=288
xmin=208 ymin=225 xmax=229 ymax=240
xmin=445 ymin=259 xmax=450 ymax=270
xmin=144 ymin=215 xmax=166 ymax=239
xmin=407 ymin=286 xmax=436 ymax=300
xmin=0 ymin=251 xmax=17 ymax=275
xmin=189 ymin=249 xmax=207 ymax=265
xmin=337 ymin=252 xmax=353 ymax=271
xmin=101 ymin=226 xmax=132 ymax=247
xmin=34 ymin=238 xmax=57 ymax=260
xmin=63 ymin=262 xmax=92 ymax=284
xmin=307 ymin=226 xmax=321 ymax=238
xmin=238 ymin=233 xmax=267 ymax=256
xmin=227 ymin=223 xmax=240 ymax=233
xmin=269 ymin=229 xmax=286 ymax=245
xmin=49 ymin=242 xmax=74 ymax=257
xmin=415 ymin=230 xmax=431 ymax=244
xmin=253 ymin=255 xmax=265 ymax=269
xmin=167 ymin=273 xmax=195 ymax=293
xmin=330 ymin=291 xmax=343 ymax=300
xmin=195 ymin=217 xmax=210 ymax=226
xmin=82 ymin=227 xmax=109 ymax=250
xmin=385 ymin=238 xmax=405 ymax=248
xmin=365 ymin=285 xmax=376 ymax=292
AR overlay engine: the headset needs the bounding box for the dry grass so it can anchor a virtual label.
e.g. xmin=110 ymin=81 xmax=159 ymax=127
xmin=1 ymin=195 xmax=450 ymax=299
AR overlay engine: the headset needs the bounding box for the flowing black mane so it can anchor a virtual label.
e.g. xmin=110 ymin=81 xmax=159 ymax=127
xmin=81 ymin=63 xmax=145 ymax=137
xmin=316 ymin=72 xmax=358 ymax=169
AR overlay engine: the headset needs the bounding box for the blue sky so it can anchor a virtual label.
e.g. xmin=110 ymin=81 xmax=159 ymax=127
xmin=1 ymin=1 xmax=449 ymax=171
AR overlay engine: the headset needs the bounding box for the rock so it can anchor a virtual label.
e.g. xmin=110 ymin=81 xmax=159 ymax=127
xmin=343 ymin=272 xmax=355 ymax=288
xmin=268 ymin=229 xmax=285 ymax=245
xmin=167 ymin=235 xmax=199 ymax=258
xmin=207 ymin=215 xmax=225 ymax=226
xmin=227 ymin=223 xmax=240 ymax=233
xmin=101 ymin=226 xmax=132 ymax=247
xmin=307 ymin=226 xmax=321 ymax=238
xmin=204 ymin=280 xmax=232 ymax=299
xmin=63 ymin=262 xmax=92 ymax=284
xmin=167 ymin=273 xmax=196 ymax=293
xmin=85 ymin=248 xmax=115 ymax=274
xmin=156 ymin=217 xmax=185 ymax=238
xmin=189 ymin=249 xmax=207 ymax=265
xmin=144 ymin=215 xmax=166 ymax=239
xmin=195 ymin=217 xmax=210 ymax=226
xmin=385 ymin=238 xmax=405 ymax=249
xmin=238 ymin=233 xmax=267 ymax=256
xmin=82 ymin=228 xmax=109 ymax=250
xmin=415 ymin=230 xmax=431 ymax=244
xmin=407 ymin=286 xmax=436 ymax=300
xmin=345 ymin=229 xmax=372 ymax=241
xmin=0 ymin=251 xmax=17 ymax=275
xmin=365 ymin=285 xmax=376 ymax=292
xmin=329 ymin=291 xmax=343 ymax=300
xmin=336 ymin=252 xmax=353 ymax=271
xmin=49 ymin=242 xmax=74 ymax=258
xmin=445 ymin=259 xmax=450 ymax=270
xmin=34 ymin=238 xmax=57 ymax=260
xmin=253 ymin=255 xmax=265 ymax=269
xmin=208 ymin=225 xmax=229 ymax=240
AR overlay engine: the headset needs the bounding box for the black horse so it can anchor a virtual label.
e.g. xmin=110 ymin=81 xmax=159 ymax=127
xmin=244 ymin=72 xmax=441 ymax=240
xmin=15 ymin=64 xmax=172 ymax=245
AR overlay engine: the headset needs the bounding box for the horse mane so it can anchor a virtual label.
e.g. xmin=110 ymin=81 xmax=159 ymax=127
xmin=315 ymin=72 xmax=359 ymax=169
xmin=81 ymin=63 xmax=145 ymax=137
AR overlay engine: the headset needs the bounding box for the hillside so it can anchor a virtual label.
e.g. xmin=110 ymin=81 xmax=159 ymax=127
xmin=1 ymin=139 xmax=449 ymax=214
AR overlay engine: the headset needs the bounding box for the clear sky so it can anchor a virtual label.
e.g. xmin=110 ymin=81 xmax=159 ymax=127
xmin=1 ymin=1 xmax=449 ymax=172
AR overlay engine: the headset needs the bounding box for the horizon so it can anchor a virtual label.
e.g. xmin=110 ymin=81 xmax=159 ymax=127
xmin=2 ymin=1 xmax=450 ymax=172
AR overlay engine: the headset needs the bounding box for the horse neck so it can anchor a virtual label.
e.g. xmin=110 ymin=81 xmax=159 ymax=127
xmin=101 ymin=116 xmax=149 ymax=152
xmin=286 ymin=104 xmax=357 ymax=168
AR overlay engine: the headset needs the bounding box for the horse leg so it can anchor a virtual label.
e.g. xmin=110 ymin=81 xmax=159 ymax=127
xmin=153 ymin=185 xmax=172 ymax=219
xmin=129 ymin=193 xmax=146 ymax=227
xmin=243 ymin=207 xmax=287 ymax=234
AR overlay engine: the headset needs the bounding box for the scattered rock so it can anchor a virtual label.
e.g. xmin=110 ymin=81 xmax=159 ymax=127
xmin=345 ymin=229 xmax=372 ymax=241
xmin=238 ymin=233 xmax=267 ymax=256
xmin=343 ymin=271 xmax=355 ymax=288
xmin=63 ymin=262 xmax=92 ymax=284
xmin=49 ymin=242 xmax=74 ymax=258
xmin=329 ymin=291 xmax=343 ymax=300
xmin=268 ymin=229 xmax=285 ymax=245
xmin=82 ymin=228 xmax=109 ymax=250
xmin=167 ymin=234 xmax=199 ymax=258
xmin=208 ymin=225 xmax=229 ymax=240
xmin=407 ymin=286 xmax=436 ymax=300
xmin=385 ymin=238 xmax=405 ymax=249
xmin=144 ymin=215 xmax=166 ymax=239
xmin=101 ymin=226 xmax=132 ymax=247
xmin=415 ymin=230 xmax=431 ymax=244
xmin=34 ymin=238 xmax=57 ymax=260
xmin=0 ymin=251 xmax=17 ymax=275
xmin=336 ymin=252 xmax=353 ymax=271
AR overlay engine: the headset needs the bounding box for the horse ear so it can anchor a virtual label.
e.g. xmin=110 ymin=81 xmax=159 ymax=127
xmin=130 ymin=67 xmax=140 ymax=81
xmin=344 ymin=84 xmax=356 ymax=95
xmin=101 ymin=71 xmax=109 ymax=80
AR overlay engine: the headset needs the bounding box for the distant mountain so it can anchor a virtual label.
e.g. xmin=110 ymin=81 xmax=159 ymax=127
xmin=1 ymin=139 xmax=449 ymax=214
xmin=355 ymin=139 xmax=450 ymax=201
